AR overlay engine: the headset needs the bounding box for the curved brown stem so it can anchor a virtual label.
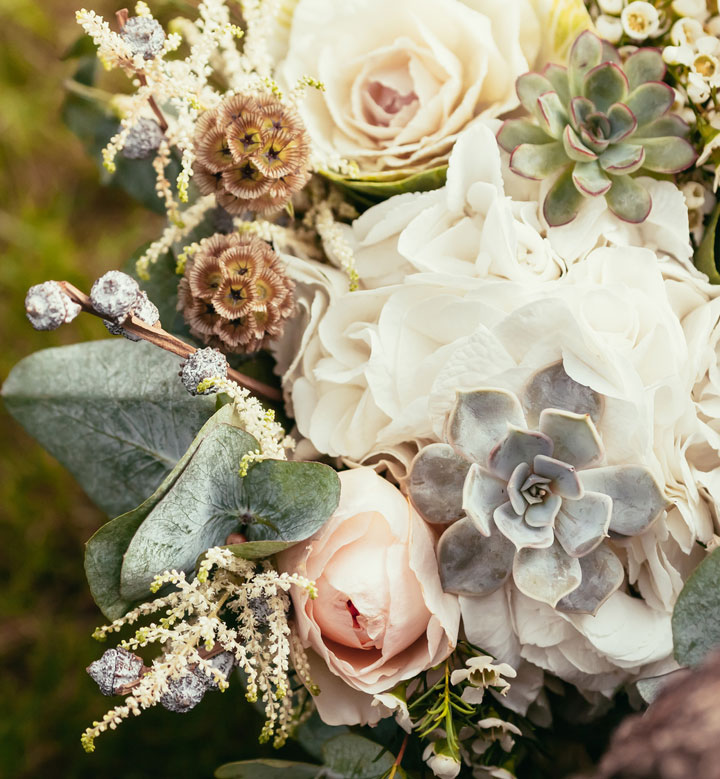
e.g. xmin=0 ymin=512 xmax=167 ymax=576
xmin=59 ymin=281 xmax=283 ymax=404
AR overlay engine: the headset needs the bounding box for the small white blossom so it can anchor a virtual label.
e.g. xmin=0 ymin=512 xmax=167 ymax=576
xmin=450 ymin=655 xmax=517 ymax=705
xmin=597 ymin=0 xmax=624 ymax=14
xmin=423 ymin=743 xmax=462 ymax=779
xmin=596 ymin=13 xmax=624 ymax=43
xmin=621 ymin=1 xmax=660 ymax=40
xmin=473 ymin=719 xmax=523 ymax=756
xmin=372 ymin=690 xmax=413 ymax=733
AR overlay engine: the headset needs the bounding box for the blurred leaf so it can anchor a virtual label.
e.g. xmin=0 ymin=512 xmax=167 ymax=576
xmin=295 ymin=713 xmax=350 ymax=762
xmin=672 ymin=547 xmax=720 ymax=665
xmin=62 ymin=76 xmax=180 ymax=213
xmin=321 ymin=734 xmax=396 ymax=779
xmin=321 ymin=164 xmax=447 ymax=203
xmin=118 ymin=428 xmax=340 ymax=600
xmin=85 ymin=404 xmax=242 ymax=619
xmin=529 ymin=0 xmax=594 ymax=67
xmin=215 ymin=759 xmax=320 ymax=779
xmin=695 ymin=199 xmax=720 ymax=284
xmin=2 ymin=340 xmax=216 ymax=517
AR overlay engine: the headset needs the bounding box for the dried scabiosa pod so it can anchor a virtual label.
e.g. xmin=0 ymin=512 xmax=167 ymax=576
xmin=497 ymin=30 xmax=698 ymax=226
xmin=192 ymin=93 xmax=311 ymax=215
xmin=178 ymin=232 xmax=295 ymax=353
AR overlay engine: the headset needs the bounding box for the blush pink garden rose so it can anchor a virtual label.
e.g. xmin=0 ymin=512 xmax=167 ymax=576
xmin=278 ymin=467 xmax=461 ymax=725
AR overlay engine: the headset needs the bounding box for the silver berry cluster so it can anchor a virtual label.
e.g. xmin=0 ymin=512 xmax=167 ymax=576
xmin=122 ymin=117 xmax=165 ymax=160
xmin=179 ymin=347 xmax=229 ymax=395
xmin=24 ymin=281 xmax=81 ymax=331
xmin=90 ymin=270 xmax=160 ymax=340
xmin=120 ymin=16 xmax=165 ymax=60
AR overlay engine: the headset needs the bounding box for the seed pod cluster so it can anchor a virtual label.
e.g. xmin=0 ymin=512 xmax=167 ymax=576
xmin=86 ymin=648 xmax=145 ymax=696
xmin=193 ymin=93 xmax=311 ymax=215
xmin=178 ymin=232 xmax=295 ymax=353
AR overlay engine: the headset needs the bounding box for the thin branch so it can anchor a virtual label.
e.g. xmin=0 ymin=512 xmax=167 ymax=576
xmin=59 ymin=281 xmax=283 ymax=404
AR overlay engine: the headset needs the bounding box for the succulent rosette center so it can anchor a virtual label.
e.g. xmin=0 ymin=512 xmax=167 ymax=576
xmin=496 ymin=30 xmax=698 ymax=226
xmin=408 ymin=377 xmax=670 ymax=614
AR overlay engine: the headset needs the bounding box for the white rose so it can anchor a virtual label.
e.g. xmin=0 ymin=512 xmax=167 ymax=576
xmin=279 ymin=0 xmax=541 ymax=171
xmin=348 ymin=123 xmax=563 ymax=289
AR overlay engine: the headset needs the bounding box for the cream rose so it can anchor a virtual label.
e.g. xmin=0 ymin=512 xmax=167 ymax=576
xmin=279 ymin=0 xmax=540 ymax=171
xmin=278 ymin=467 xmax=460 ymax=726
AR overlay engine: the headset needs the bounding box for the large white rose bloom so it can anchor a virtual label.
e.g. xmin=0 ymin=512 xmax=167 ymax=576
xmin=336 ymin=124 xmax=694 ymax=289
xmin=278 ymin=0 xmax=541 ymax=170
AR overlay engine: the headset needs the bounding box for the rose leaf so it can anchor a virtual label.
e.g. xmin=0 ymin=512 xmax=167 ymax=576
xmin=321 ymin=734 xmax=396 ymax=779
xmin=214 ymin=759 xmax=321 ymax=779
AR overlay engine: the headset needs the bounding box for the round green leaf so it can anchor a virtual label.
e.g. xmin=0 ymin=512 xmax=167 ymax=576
xmin=321 ymin=734 xmax=395 ymax=779
xmin=214 ymin=759 xmax=320 ymax=779
xmin=672 ymin=547 xmax=720 ymax=666
xmin=2 ymin=340 xmax=216 ymax=517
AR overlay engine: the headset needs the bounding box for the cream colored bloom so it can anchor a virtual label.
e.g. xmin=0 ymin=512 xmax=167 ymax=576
xmin=450 ymin=655 xmax=516 ymax=704
xmin=278 ymin=468 xmax=460 ymax=725
xmin=278 ymin=0 xmax=541 ymax=171
xmin=621 ymin=1 xmax=660 ymax=40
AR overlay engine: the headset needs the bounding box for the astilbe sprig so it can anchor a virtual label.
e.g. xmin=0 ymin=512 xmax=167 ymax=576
xmin=82 ymin=548 xmax=317 ymax=752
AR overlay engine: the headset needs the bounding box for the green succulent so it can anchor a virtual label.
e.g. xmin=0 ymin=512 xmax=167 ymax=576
xmin=497 ymin=30 xmax=698 ymax=227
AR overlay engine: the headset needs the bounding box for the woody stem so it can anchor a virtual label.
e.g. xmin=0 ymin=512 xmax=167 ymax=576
xmin=59 ymin=281 xmax=283 ymax=404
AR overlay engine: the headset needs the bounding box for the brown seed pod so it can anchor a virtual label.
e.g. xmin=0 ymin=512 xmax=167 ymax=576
xmin=192 ymin=93 xmax=311 ymax=215
xmin=178 ymin=232 xmax=295 ymax=354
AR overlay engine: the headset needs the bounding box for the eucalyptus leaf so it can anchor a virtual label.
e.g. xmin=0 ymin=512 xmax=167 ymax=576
xmin=695 ymin=200 xmax=720 ymax=284
xmin=119 ymin=423 xmax=259 ymax=600
xmin=296 ymin=712 xmax=350 ymax=762
xmin=214 ymin=759 xmax=320 ymax=779
xmin=119 ymin=429 xmax=340 ymax=601
xmin=321 ymin=734 xmax=396 ymax=779
xmin=672 ymin=547 xmax=720 ymax=666
xmin=85 ymin=404 xmax=244 ymax=619
xmin=2 ymin=340 xmax=215 ymax=517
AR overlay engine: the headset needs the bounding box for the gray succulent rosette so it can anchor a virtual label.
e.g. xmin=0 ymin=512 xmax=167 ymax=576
xmin=408 ymin=365 xmax=670 ymax=615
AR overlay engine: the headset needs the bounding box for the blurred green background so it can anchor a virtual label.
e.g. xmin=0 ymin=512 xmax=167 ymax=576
xmin=0 ymin=2 xmax=276 ymax=776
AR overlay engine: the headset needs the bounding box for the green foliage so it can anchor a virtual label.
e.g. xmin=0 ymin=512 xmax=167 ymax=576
xmin=215 ymin=759 xmax=321 ymax=779
xmin=694 ymin=199 xmax=720 ymax=284
xmin=321 ymin=165 xmax=447 ymax=207
xmin=214 ymin=735 xmax=396 ymax=779
xmin=2 ymin=340 xmax=216 ymax=518
xmin=672 ymin=547 xmax=720 ymax=666
xmin=84 ymin=401 xmax=340 ymax=614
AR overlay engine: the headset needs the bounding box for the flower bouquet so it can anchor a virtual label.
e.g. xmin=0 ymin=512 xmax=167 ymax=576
xmin=8 ymin=0 xmax=720 ymax=776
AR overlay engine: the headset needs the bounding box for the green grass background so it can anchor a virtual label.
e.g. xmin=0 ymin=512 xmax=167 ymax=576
xmin=0 ymin=2 xmax=281 ymax=776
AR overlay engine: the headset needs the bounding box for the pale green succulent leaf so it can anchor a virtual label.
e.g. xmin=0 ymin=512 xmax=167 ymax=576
xmin=579 ymin=465 xmax=669 ymax=536
xmin=639 ymin=136 xmax=698 ymax=174
xmin=624 ymin=48 xmax=666 ymax=92
xmin=599 ymin=143 xmax=645 ymax=174
xmin=496 ymin=119 xmax=553 ymax=153
xmin=556 ymin=545 xmax=624 ymax=615
xmin=543 ymin=167 xmax=584 ymax=226
xmin=605 ymin=175 xmax=651 ymax=223
xmin=408 ymin=443 xmax=470 ymax=525
xmin=538 ymin=408 xmax=603 ymax=469
xmin=447 ymin=389 xmax=525 ymax=464
xmin=437 ymin=517 xmax=515 ymax=596
xmin=600 ymin=40 xmax=622 ymax=66
xmin=537 ymin=91 xmax=569 ymax=139
xmin=543 ymin=63 xmax=571 ymax=105
xmin=553 ymin=491 xmax=612 ymax=558
xmin=582 ymin=62 xmax=628 ymax=114
xmin=579 ymin=123 xmax=610 ymax=153
xmin=569 ymin=30 xmax=604 ymax=96
xmin=513 ymin=541 xmax=582 ymax=607
xmin=516 ymin=72 xmax=556 ymax=116
xmin=562 ymin=125 xmax=597 ymax=162
xmin=510 ymin=141 xmax=568 ymax=180
xmin=634 ymin=114 xmax=691 ymax=139
xmin=572 ymin=160 xmax=611 ymax=195
xmin=625 ymin=81 xmax=674 ymax=126
xmin=494 ymin=502 xmax=555 ymax=550
xmin=463 ymin=463 xmax=508 ymax=536
xmin=606 ymin=102 xmax=637 ymax=143
xmin=569 ymin=95 xmax=594 ymax=129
